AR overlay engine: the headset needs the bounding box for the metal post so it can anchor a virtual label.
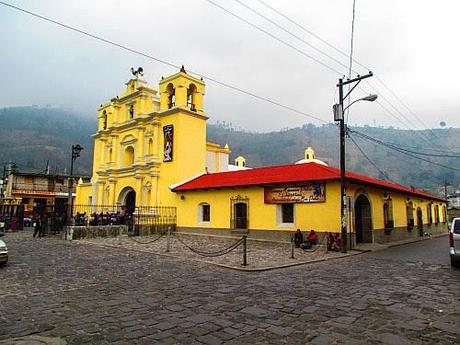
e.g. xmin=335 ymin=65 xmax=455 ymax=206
xmin=66 ymin=150 xmax=74 ymax=227
xmin=166 ymin=226 xmax=171 ymax=253
xmin=291 ymin=234 xmax=295 ymax=259
xmin=335 ymin=72 xmax=374 ymax=253
xmin=242 ymin=235 xmax=247 ymax=266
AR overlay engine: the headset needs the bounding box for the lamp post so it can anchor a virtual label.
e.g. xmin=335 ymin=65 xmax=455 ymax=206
xmin=333 ymin=72 xmax=376 ymax=252
xmin=67 ymin=144 xmax=83 ymax=226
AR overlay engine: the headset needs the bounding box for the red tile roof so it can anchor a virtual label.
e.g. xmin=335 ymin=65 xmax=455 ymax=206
xmin=172 ymin=162 xmax=445 ymax=201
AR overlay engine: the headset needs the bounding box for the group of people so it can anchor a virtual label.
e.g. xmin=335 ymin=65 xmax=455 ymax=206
xmin=294 ymin=229 xmax=318 ymax=250
xmin=293 ymin=229 xmax=343 ymax=252
xmin=32 ymin=213 xmax=65 ymax=238
xmin=74 ymin=211 xmax=133 ymax=227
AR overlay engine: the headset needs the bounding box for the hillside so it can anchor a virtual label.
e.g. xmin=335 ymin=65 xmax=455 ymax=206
xmin=1 ymin=106 xmax=458 ymax=193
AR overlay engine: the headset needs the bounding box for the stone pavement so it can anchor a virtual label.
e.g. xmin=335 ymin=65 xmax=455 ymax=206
xmin=80 ymin=232 xmax=357 ymax=270
xmin=0 ymin=230 xmax=459 ymax=344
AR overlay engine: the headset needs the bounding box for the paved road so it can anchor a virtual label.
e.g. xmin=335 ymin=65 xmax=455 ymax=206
xmin=0 ymin=231 xmax=459 ymax=344
xmin=367 ymin=235 xmax=451 ymax=265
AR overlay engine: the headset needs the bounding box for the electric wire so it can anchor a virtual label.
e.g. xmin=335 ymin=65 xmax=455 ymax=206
xmin=350 ymin=129 xmax=460 ymax=158
xmin=0 ymin=0 xmax=329 ymax=124
xmin=254 ymin=0 xmax=371 ymax=72
xmin=349 ymin=129 xmax=460 ymax=173
xmin=232 ymin=0 xmax=356 ymax=74
xmin=252 ymin=0 xmax=448 ymax=144
xmin=348 ymin=134 xmax=390 ymax=180
xmin=204 ymin=0 xmax=343 ymax=75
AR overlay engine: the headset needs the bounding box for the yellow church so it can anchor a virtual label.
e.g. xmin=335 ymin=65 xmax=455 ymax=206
xmin=76 ymin=67 xmax=447 ymax=244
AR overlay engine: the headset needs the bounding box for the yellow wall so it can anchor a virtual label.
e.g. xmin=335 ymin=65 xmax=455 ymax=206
xmin=176 ymin=183 xmax=341 ymax=232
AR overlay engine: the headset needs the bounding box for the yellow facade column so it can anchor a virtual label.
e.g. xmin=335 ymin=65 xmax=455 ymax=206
xmin=135 ymin=174 xmax=143 ymax=206
xmin=137 ymin=128 xmax=145 ymax=163
xmin=108 ymin=178 xmax=117 ymax=205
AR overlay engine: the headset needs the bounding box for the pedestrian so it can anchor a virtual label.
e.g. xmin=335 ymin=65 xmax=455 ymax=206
xmin=301 ymin=229 xmax=318 ymax=250
xmin=294 ymin=229 xmax=303 ymax=248
xmin=33 ymin=215 xmax=42 ymax=238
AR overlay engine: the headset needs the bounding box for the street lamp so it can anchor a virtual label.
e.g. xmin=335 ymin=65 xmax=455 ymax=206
xmin=334 ymin=73 xmax=376 ymax=253
xmin=67 ymin=144 xmax=83 ymax=226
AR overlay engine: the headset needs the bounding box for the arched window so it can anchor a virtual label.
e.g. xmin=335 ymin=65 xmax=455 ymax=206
xmin=187 ymin=83 xmax=197 ymax=111
xmin=406 ymin=201 xmax=414 ymax=229
xmin=124 ymin=146 xmax=134 ymax=166
xmin=148 ymin=138 xmax=154 ymax=154
xmin=167 ymin=83 xmax=175 ymax=109
xmin=198 ymin=203 xmax=210 ymax=223
xmin=427 ymin=204 xmax=433 ymax=224
xmin=102 ymin=110 xmax=107 ymax=130
xmin=108 ymin=148 xmax=112 ymax=162
xmin=434 ymin=205 xmax=440 ymax=224
xmin=383 ymin=198 xmax=394 ymax=230
xmin=128 ymin=104 xmax=134 ymax=119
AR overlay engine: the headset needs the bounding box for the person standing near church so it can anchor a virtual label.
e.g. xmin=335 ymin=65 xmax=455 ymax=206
xmin=33 ymin=215 xmax=42 ymax=238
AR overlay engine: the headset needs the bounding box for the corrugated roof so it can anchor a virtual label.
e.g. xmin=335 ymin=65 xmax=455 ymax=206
xmin=172 ymin=162 xmax=445 ymax=201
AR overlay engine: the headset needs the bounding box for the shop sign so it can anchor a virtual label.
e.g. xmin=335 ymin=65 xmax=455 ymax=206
xmin=13 ymin=189 xmax=56 ymax=197
xmin=264 ymin=183 xmax=325 ymax=204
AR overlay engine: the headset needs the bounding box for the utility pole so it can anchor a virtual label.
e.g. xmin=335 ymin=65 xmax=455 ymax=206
xmin=334 ymin=72 xmax=375 ymax=253
xmin=444 ymin=180 xmax=449 ymax=200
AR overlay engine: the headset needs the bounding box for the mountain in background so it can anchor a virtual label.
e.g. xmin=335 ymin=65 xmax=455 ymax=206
xmin=1 ymin=106 xmax=458 ymax=194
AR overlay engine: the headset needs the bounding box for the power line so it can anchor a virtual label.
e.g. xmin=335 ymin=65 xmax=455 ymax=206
xmin=348 ymin=134 xmax=390 ymax=180
xmin=204 ymin=0 xmax=344 ymax=75
xmin=349 ymin=129 xmax=460 ymax=173
xmin=0 ymin=0 xmax=329 ymax=124
xmin=232 ymin=0 xmax=358 ymax=74
xmin=254 ymin=0 xmax=371 ymax=72
xmin=350 ymin=129 xmax=460 ymax=158
xmin=252 ymin=0 xmax=447 ymax=144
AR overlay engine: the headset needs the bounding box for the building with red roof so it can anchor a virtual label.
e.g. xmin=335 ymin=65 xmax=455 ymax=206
xmin=173 ymin=147 xmax=447 ymax=244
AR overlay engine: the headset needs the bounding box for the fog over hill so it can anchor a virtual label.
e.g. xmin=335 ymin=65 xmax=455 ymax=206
xmin=1 ymin=106 xmax=458 ymax=193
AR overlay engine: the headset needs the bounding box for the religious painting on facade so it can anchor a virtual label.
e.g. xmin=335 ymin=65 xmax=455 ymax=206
xmin=163 ymin=125 xmax=174 ymax=162
xmin=264 ymin=183 xmax=325 ymax=204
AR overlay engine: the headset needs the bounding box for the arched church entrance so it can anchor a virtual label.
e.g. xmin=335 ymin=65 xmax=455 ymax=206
xmin=354 ymin=194 xmax=373 ymax=244
xmin=118 ymin=187 xmax=136 ymax=214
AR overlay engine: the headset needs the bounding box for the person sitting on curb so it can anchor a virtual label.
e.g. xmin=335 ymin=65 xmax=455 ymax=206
xmin=301 ymin=229 xmax=318 ymax=250
xmin=294 ymin=229 xmax=304 ymax=248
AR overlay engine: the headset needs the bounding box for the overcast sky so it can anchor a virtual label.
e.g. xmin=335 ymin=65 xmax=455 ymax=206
xmin=0 ymin=0 xmax=459 ymax=132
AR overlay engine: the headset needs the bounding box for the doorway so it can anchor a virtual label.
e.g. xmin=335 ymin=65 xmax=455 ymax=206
xmin=354 ymin=194 xmax=373 ymax=243
xmin=118 ymin=187 xmax=136 ymax=213
xmin=416 ymin=207 xmax=423 ymax=236
xmin=234 ymin=202 xmax=248 ymax=229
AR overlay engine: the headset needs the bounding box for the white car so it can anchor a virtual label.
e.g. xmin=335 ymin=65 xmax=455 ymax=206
xmin=449 ymin=217 xmax=460 ymax=267
xmin=0 ymin=233 xmax=7 ymax=266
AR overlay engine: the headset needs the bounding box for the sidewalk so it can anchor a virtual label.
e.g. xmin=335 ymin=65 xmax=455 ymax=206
xmin=354 ymin=232 xmax=448 ymax=252
xmin=79 ymin=233 xmax=362 ymax=271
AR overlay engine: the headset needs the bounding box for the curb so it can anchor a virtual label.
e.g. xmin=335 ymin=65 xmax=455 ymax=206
xmin=76 ymin=240 xmax=365 ymax=272
xmin=387 ymin=232 xmax=447 ymax=249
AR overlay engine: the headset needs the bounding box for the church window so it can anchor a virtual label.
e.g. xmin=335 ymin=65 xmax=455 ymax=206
xmin=102 ymin=110 xmax=107 ymax=130
xmin=108 ymin=148 xmax=112 ymax=162
xmin=187 ymin=83 xmax=197 ymax=111
xmin=148 ymin=138 xmax=153 ymax=155
xmin=128 ymin=104 xmax=134 ymax=119
xmin=198 ymin=203 xmax=210 ymax=223
xmin=124 ymin=146 xmax=134 ymax=166
xmin=167 ymin=83 xmax=175 ymax=109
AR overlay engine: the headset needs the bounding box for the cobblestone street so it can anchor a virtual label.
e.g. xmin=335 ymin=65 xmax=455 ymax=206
xmin=0 ymin=231 xmax=459 ymax=344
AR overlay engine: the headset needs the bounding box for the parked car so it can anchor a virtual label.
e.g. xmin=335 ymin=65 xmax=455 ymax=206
xmin=0 ymin=232 xmax=7 ymax=266
xmin=449 ymin=217 xmax=460 ymax=267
